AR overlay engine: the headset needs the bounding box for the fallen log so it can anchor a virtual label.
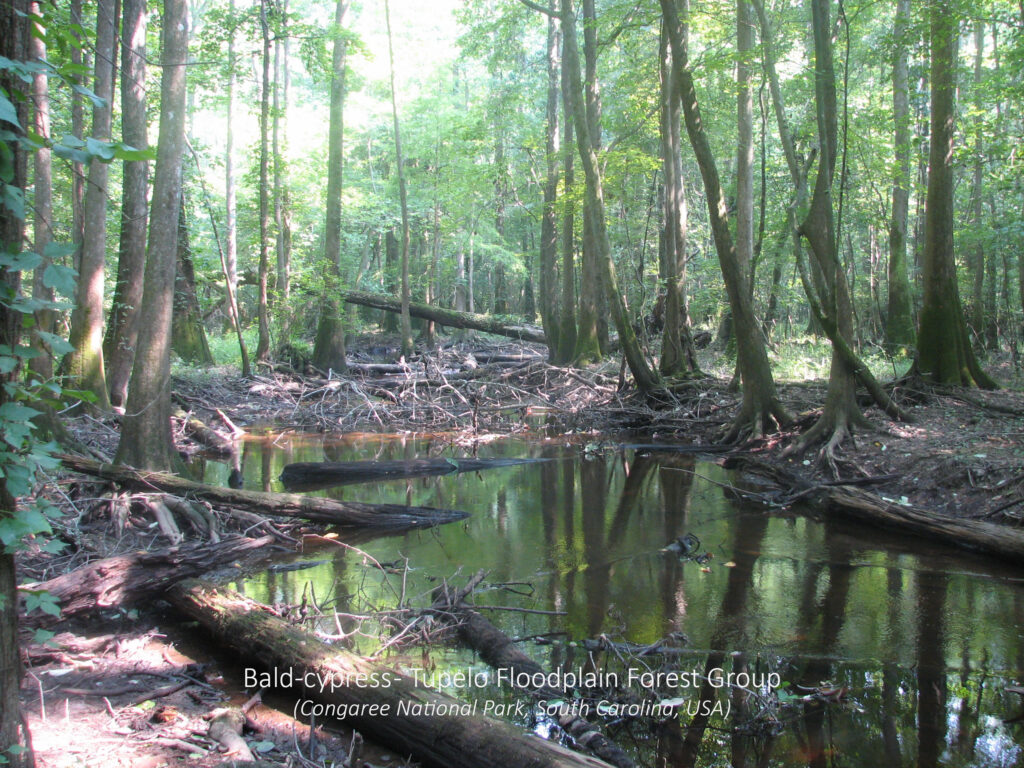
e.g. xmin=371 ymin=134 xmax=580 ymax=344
xmin=341 ymin=289 xmax=547 ymax=345
xmin=19 ymin=534 xmax=275 ymax=623
xmin=58 ymin=455 xmax=471 ymax=530
xmin=167 ymin=580 xmax=614 ymax=768
xmin=174 ymin=407 xmax=237 ymax=455
xmin=731 ymin=457 xmax=1024 ymax=564
xmin=280 ymin=457 xmax=548 ymax=491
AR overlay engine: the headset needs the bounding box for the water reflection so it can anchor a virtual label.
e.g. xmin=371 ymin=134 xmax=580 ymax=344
xmin=201 ymin=434 xmax=1024 ymax=768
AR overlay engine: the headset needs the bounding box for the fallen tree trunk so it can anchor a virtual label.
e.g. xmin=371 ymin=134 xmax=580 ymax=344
xmin=731 ymin=457 xmax=1024 ymax=563
xmin=19 ymin=535 xmax=274 ymax=623
xmin=280 ymin=457 xmax=548 ymax=491
xmin=58 ymin=455 xmax=470 ymax=530
xmin=341 ymin=290 xmax=547 ymax=345
xmin=174 ymin=407 xmax=237 ymax=455
xmin=167 ymin=580 xmax=614 ymax=768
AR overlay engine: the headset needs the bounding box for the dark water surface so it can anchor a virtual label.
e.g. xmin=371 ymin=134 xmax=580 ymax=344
xmin=200 ymin=433 xmax=1024 ymax=767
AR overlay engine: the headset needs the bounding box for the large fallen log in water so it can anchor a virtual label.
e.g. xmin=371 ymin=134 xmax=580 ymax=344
xmin=167 ymin=580 xmax=614 ymax=768
xmin=19 ymin=535 xmax=274 ymax=623
xmin=280 ymin=457 xmax=548 ymax=491
xmin=58 ymin=455 xmax=470 ymax=530
xmin=341 ymin=289 xmax=547 ymax=344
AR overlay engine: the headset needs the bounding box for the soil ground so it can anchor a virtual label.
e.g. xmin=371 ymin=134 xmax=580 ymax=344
xmin=15 ymin=335 xmax=1024 ymax=768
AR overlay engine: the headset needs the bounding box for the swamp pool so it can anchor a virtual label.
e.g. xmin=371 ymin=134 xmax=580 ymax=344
xmin=198 ymin=432 xmax=1024 ymax=768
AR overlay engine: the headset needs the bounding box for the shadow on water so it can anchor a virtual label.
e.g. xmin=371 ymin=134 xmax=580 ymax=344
xmin=195 ymin=434 xmax=1024 ymax=768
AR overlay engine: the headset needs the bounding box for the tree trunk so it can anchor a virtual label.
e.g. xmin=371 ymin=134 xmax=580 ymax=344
xmin=539 ymin=10 xmax=561 ymax=359
xmin=660 ymin=0 xmax=788 ymax=436
xmin=28 ymin=1 xmax=55 ymax=381
xmin=383 ymin=228 xmax=400 ymax=332
xmin=70 ymin=0 xmax=85 ymax=253
xmin=225 ymin=0 xmax=239 ymax=319
xmin=384 ymin=0 xmax=413 ymax=359
xmin=167 ymin=580 xmax=615 ymax=768
xmin=555 ymin=33 xmax=577 ymax=364
xmin=171 ymin=192 xmax=214 ymax=365
xmin=735 ymin=0 xmax=754 ymax=300
xmin=658 ymin=24 xmax=697 ymax=377
xmin=1 ymin=2 xmax=30 ymax=759
xmin=341 ymin=290 xmax=547 ymax=343
xmin=64 ymin=0 xmax=117 ymax=410
xmin=254 ymin=0 xmax=272 ymax=363
xmin=115 ymin=0 xmax=189 ymax=471
xmin=273 ymin=2 xmax=291 ymax=305
xmin=886 ymin=0 xmax=915 ymax=351
xmin=60 ymin=455 xmax=471 ymax=529
xmin=562 ymin=0 xmax=663 ymax=396
xmin=103 ymin=0 xmax=149 ymax=407
xmin=312 ymin=0 xmax=350 ymax=373
xmin=915 ymin=5 xmax=996 ymax=388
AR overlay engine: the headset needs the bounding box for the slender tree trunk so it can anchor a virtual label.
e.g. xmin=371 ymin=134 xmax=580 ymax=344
xmin=736 ymin=0 xmax=754 ymax=298
xmin=115 ymin=0 xmax=188 ymax=470
xmin=383 ymin=228 xmax=400 ymax=331
xmin=539 ymin=10 xmax=560 ymax=358
xmin=562 ymin=0 xmax=664 ymax=396
xmin=0 ymin=3 xmax=30 ymax=759
xmin=225 ymin=0 xmax=238 ymax=308
xmin=312 ymin=0 xmax=349 ymax=372
xmin=384 ymin=0 xmax=413 ymax=359
xmin=914 ymin=4 xmax=996 ymax=388
xmin=273 ymin=2 xmax=291 ymax=305
xmin=661 ymin=0 xmax=788 ymax=436
xmin=573 ymin=0 xmax=601 ymax=363
xmin=104 ymin=0 xmax=148 ymax=406
xmin=64 ymin=0 xmax=117 ymax=410
xmin=968 ymin=21 xmax=985 ymax=342
xmin=886 ymin=0 xmax=915 ymax=351
xmin=70 ymin=0 xmax=85 ymax=253
xmin=28 ymin=1 xmax=55 ymax=380
xmin=555 ymin=33 xmax=577 ymax=365
xmin=254 ymin=0 xmax=272 ymax=362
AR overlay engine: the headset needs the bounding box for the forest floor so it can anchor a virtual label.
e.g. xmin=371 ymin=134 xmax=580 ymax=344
xmin=17 ymin=334 xmax=1024 ymax=768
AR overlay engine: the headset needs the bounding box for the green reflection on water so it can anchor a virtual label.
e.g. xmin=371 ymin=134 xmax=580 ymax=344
xmin=203 ymin=433 xmax=1024 ymax=768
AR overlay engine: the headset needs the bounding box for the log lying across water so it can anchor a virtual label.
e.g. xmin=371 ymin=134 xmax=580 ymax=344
xmin=167 ymin=580 xmax=614 ymax=768
xmin=20 ymin=535 xmax=274 ymax=622
xmin=280 ymin=457 xmax=548 ymax=491
xmin=341 ymin=289 xmax=547 ymax=344
xmin=58 ymin=455 xmax=470 ymax=530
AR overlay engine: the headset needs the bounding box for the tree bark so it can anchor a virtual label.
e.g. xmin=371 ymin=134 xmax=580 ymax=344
xmin=539 ymin=10 xmax=561 ymax=358
xmin=312 ymin=0 xmax=350 ymax=373
xmin=254 ymin=0 xmax=272 ymax=363
xmin=115 ymin=0 xmax=189 ymax=471
xmin=60 ymin=455 xmax=471 ymax=529
xmin=886 ymin=0 xmax=915 ymax=351
xmin=64 ymin=0 xmax=117 ymax=410
xmin=104 ymin=0 xmax=149 ymax=407
xmin=660 ymin=0 xmax=788 ymax=436
xmin=20 ymin=535 xmax=274 ymax=623
xmin=1 ymin=1 xmax=30 ymax=759
xmin=273 ymin=1 xmax=291 ymax=305
xmin=915 ymin=5 xmax=996 ymax=388
xmin=341 ymin=290 xmax=547 ymax=343
xmin=555 ymin=26 xmax=577 ymax=365
xmin=167 ymin=580 xmax=615 ymax=768
xmin=384 ymin=0 xmax=413 ymax=359
xmin=171 ymin=191 xmax=214 ymax=364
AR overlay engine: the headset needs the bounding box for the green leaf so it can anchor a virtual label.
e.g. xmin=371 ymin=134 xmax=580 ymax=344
xmin=42 ymin=240 xmax=77 ymax=260
xmin=1 ymin=183 xmax=24 ymax=219
xmin=42 ymin=263 xmax=77 ymax=297
xmin=0 ymin=91 xmax=19 ymax=129
xmin=0 ymin=356 xmax=17 ymax=374
xmin=111 ymin=142 xmax=155 ymax=162
xmin=0 ymin=250 xmax=42 ymax=271
xmin=85 ymin=137 xmax=116 ymax=161
xmin=52 ymin=142 xmax=90 ymax=165
xmin=71 ymin=83 xmax=105 ymax=109
xmin=35 ymin=331 xmax=74 ymax=356
xmin=0 ymin=401 xmax=40 ymax=422
xmin=22 ymin=589 xmax=61 ymax=617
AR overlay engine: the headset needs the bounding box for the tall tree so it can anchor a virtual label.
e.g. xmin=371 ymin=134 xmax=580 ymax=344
xmin=660 ymin=0 xmax=789 ymax=437
xmin=886 ymin=0 xmax=915 ymax=350
xmin=311 ymin=0 xmax=350 ymax=373
xmin=171 ymin=192 xmax=213 ymax=364
xmin=273 ymin=0 xmax=292 ymax=304
xmin=914 ymin=2 xmax=995 ymax=388
xmin=384 ymin=0 xmax=413 ymax=359
xmin=28 ymin=0 xmax=55 ymax=380
xmin=538 ymin=8 xmax=561 ymax=359
xmin=224 ymin=0 xmax=239 ymax=311
xmin=561 ymin=0 xmax=664 ymax=395
xmin=254 ymin=0 xmax=272 ymax=362
xmin=555 ymin=14 xmax=577 ymax=364
xmin=104 ymin=0 xmax=149 ymax=407
xmin=116 ymin=0 xmax=189 ymax=470
xmin=63 ymin=0 xmax=117 ymax=410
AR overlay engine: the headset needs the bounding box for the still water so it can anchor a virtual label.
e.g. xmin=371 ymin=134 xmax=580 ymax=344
xmin=200 ymin=433 xmax=1024 ymax=767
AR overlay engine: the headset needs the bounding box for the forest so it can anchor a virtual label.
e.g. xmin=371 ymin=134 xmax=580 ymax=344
xmin=1 ymin=0 xmax=1024 ymax=765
